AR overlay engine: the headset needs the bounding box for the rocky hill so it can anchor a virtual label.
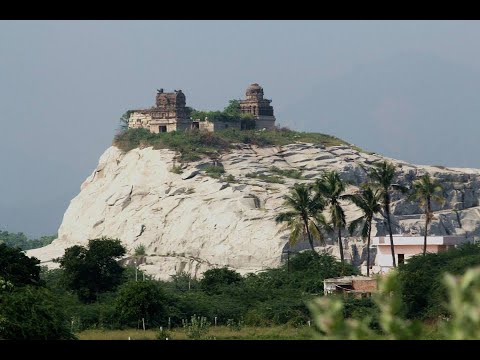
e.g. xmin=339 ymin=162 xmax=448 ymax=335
xmin=29 ymin=142 xmax=480 ymax=280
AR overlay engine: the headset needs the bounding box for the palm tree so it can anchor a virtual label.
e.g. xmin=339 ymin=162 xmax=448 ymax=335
xmin=275 ymin=183 xmax=327 ymax=253
xmin=314 ymin=171 xmax=347 ymax=262
xmin=410 ymin=174 xmax=445 ymax=256
xmin=369 ymin=161 xmax=406 ymax=268
xmin=345 ymin=185 xmax=383 ymax=276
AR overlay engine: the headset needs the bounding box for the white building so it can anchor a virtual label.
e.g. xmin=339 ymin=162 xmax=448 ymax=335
xmin=369 ymin=235 xmax=469 ymax=274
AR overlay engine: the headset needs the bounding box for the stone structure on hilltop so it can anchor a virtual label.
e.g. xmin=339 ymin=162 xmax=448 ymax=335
xmin=129 ymin=89 xmax=192 ymax=133
xmin=128 ymin=84 xmax=276 ymax=133
xmin=239 ymin=83 xmax=276 ymax=130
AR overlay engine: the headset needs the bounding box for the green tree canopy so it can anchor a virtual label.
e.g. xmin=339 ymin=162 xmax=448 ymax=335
xmin=0 ymin=243 xmax=41 ymax=287
xmin=114 ymin=280 xmax=167 ymax=328
xmin=409 ymin=173 xmax=445 ymax=256
xmin=0 ymin=286 xmax=75 ymax=340
xmin=346 ymin=185 xmax=383 ymax=276
xmin=275 ymin=183 xmax=327 ymax=253
xmin=314 ymin=171 xmax=347 ymax=261
xmin=368 ymin=160 xmax=407 ymax=267
xmin=56 ymin=237 xmax=126 ymax=303
xmin=0 ymin=231 xmax=55 ymax=250
xmin=200 ymin=268 xmax=243 ymax=294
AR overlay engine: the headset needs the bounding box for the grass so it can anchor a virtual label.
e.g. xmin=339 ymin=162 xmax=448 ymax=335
xmin=170 ymin=165 xmax=183 ymax=174
xmin=113 ymin=128 xmax=352 ymax=162
xmin=204 ymin=165 xmax=225 ymax=179
xmin=77 ymin=325 xmax=314 ymax=340
xmin=269 ymin=166 xmax=303 ymax=179
xmin=245 ymin=172 xmax=285 ymax=184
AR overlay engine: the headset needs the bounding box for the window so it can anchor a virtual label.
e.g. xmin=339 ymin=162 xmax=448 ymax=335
xmin=398 ymin=254 xmax=405 ymax=265
xmin=159 ymin=126 xmax=167 ymax=133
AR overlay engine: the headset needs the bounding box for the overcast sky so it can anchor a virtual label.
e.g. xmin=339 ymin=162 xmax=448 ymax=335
xmin=2 ymin=20 xmax=480 ymax=237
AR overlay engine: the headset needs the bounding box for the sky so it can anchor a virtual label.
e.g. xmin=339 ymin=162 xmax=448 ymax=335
xmin=2 ymin=20 xmax=480 ymax=237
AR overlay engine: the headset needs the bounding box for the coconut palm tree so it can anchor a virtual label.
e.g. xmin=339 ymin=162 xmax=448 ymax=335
xmin=345 ymin=185 xmax=383 ymax=276
xmin=275 ymin=183 xmax=327 ymax=253
xmin=410 ymin=174 xmax=445 ymax=256
xmin=314 ymin=171 xmax=347 ymax=262
xmin=369 ymin=161 xmax=406 ymax=268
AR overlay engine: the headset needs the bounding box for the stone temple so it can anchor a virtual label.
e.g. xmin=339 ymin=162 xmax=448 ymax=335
xmin=239 ymin=83 xmax=276 ymax=130
xmin=128 ymin=83 xmax=276 ymax=133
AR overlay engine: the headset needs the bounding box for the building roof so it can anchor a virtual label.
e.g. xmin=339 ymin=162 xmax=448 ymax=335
xmin=372 ymin=235 xmax=468 ymax=246
xmin=323 ymin=276 xmax=374 ymax=284
xmin=247 ymin=83 xmax=262 ymax=90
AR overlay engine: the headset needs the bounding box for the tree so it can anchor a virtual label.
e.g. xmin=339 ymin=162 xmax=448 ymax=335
xmin=223 ymin=99 xmax=242 ymax=117
xmin=0 ymin=231 xmax=56 ymax=250
xmin=346 ymin=185 xmax=383 ymax=276
xmin=0 ymin=243 xmax=41 ymax=287
xmin=0 ymin=286 xmax=75 ymax=340
xmin=119 ymin=110 xmax=133 ymax=130
xmin=314 ymin=171 xmax=347 ymax=262
xmin=56 ymin=237 xmax=126 ymax=303
xmin=410 ymin=174 xmax=445 ymax=256
xmin=114 ymin=280 xmax=167 ymax=328
xmin=200 ymin=268 xmax=243 ymax=294
xmin=369 ymin=161 xmax=406 ymax=268
xmin=275 ymin=183 xmax=327 ymax=253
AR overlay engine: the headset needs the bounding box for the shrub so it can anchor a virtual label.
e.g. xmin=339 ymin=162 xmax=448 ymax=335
xmin=269 ymin=166 xmax=303 ymax=179
xmin=156 ymin=327 xmax=172 ymax=340
xmin=114 ymin=281 xmax=167 ymax=328
xmin=0 ymin=243 xmax=42 ymax=287
xmin=182 ymin=315 xmax=211 ymax=340
xmin=134 ymin=244 xmax=146 ymax=256
xmin=200 ymin=268 xmax=243 ymax=295
xmin=397 ymin=243 xmax=480 ymax=319
xmin=204 ymin=165 xmax=225 ymax=179
xmin=245 ymin=172 xmax=285 ymax=184
xmin=0 ymin=286 xmax=76 ymax=340
xmin=225 ymin=174 xmax=235 ymax=183
xmin=170 ymin=165 xmax=183 ymax=174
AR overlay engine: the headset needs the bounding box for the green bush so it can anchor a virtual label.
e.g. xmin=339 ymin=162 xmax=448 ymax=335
xmin=0 ymin=286 xmax=76 ymax=340
xmin=0 ymin=243 xmax=42 ymax=287
xmin=114 ymin=280 xmax=167 ymax=328
xmin=134 ymin=244 xmax=146 ymax=256
xmin=397 ymin=243 xmax=480 ymax=319
xmin=269 ymin=166 xmax=303 ymax=179
xmin=182 ymin=315 xmax=211 ymax=340
xmin=204 ymin=165 xmax=225 ymax=179
xmin=245 ymin=172 xmax=285 ymax=184
xmin=170 ymin=165 xmax=183 ymax=174
xmin=200 ymin=268 xmax=243 ymax=295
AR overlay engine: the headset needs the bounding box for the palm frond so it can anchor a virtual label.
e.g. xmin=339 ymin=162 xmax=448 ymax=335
xmin=275 ymin=211 xmax=297 ymax=224
xmin=308 ymin=220 xmax=326 ymax=246
xmin=348 ymin=216 xmax=365 ymax=236
xmin=288 ymin=221 xmax=304 ymax=246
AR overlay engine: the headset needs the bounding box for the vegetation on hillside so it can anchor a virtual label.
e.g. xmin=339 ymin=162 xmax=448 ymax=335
xmin=113 ymin=127 xmax=350 ymax=161
xmin=0 ymin=230 xmax=56 ymax=250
